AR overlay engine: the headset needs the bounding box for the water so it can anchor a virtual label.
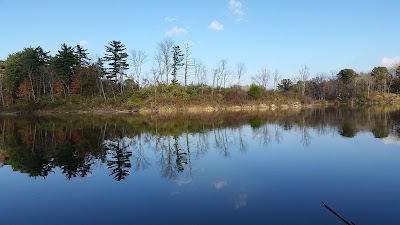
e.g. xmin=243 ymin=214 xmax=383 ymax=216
xmin=0 ymin=108 xmax=399 ymax=225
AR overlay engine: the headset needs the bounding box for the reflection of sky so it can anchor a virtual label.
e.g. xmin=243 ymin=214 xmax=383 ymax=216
xmin=2 ymin=123 xmax=400 ymax=224
xmin=382 ymin=134 xmax=400 ymax=145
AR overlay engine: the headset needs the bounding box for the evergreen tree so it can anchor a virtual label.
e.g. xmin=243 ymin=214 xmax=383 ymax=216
xmin=74 ymin=45 xmax=90 ymax=68
xmin=103 ymin=40 xmax=129 ymax=83
xmin=171 ymin=45 xmax=184 ymax=84
xmin=52 ymin=44 xmax=77 ymax=91
xmin=337 ymin=69 xmax=357 ymax=84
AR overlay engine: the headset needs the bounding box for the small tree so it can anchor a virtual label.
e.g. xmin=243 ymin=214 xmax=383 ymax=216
xmin=278 ymin=79 xmax=293 ymax=92
xmin=248 ymin=84 xmax=263 ymax=100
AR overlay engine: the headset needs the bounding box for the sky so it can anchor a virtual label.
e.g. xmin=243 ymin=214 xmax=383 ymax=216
xmin=1 ymin=0 xmax=399 ymax=84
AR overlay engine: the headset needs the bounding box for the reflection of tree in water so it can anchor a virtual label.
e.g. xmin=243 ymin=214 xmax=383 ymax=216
xmin=237 ymin=127 xmax=247 ymax=153
xmin=339 ymin=123 xmax=358 ymax=138
xmin=2 ymin=107 xmax=400 ymax=180
xmin=173 ymin=137 xmax=188 ymax=173
xmin=280 ymin=121 xmax=293 ymax=131
xmin=131 ymin=133 xmax=150 ymax=171
xmin=158 ymin=135 xmax=193 ymax=181
xmin=299 ymin=126 xmax=311 ymax=147
xmin=253 ymin=125 xmax=272 ymax=146
xmin=213 ymin=127 xmax=234 ymax=157
xmin=105 ymin=138 xmax=132 ymax=181
xmin=55 ymin=142 xmax=93 ymax=179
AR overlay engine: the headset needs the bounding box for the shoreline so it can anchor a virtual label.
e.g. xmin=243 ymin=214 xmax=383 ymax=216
xmin=0 ymin=101 xmax=332 ymax=116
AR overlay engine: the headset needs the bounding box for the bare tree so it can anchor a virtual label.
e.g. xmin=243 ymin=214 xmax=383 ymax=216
xmin=183 ymin=42 xmax=192 ymax=87
xmin=236 ymin=62 xmax=246 ymax=86
xmin=157 ymin=38 xmax=174 ymax=84
xmin=272 ymin=69 xmax=282 ymax=90
xmin=193 ymin=59 xmax=207 ymax=95
xmin=211 ymin=67 xmax=219 ymax=96
xmin=153 ymin=51 xmax=164 ymax=83
xmin=298 ymin=65 xmax=310 ymax=97
xmin=218 ymin=59 xmax=229 ymax=89
xmin=131 ymin=49 xmax=148 ymax=88
xmin=251 ymin=68 xmax=270 ymax=89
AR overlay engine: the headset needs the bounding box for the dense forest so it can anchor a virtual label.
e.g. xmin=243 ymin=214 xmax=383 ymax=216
xmin=1 ymin=39 xmax=400 ymax=111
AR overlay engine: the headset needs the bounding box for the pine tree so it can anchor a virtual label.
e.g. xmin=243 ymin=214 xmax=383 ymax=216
xmin=75 ymin=45 xmax=90 ymax=68
xmin=52 ymin=44 xmax=77 ymax=93
xmin=171 ymin=45 xmax=184 ymax=84
xmin=103 ymin=40 xmax=129 ymax=83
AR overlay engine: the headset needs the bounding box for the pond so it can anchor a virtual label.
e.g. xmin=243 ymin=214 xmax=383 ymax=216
xmin=0 ymin=107 xmax=399 ymax=225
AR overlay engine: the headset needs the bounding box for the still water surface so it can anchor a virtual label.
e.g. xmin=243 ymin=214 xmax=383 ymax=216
xmin=0 ymin=108 xmax=399 ymax=225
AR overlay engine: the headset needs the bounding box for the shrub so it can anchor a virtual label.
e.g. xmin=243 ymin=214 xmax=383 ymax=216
xmin=248 ymin=84 xmax=263 ymax=100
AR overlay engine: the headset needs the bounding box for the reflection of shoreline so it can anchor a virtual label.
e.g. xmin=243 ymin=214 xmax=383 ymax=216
xmin=0 ymin=107 xmax=399 ymax=179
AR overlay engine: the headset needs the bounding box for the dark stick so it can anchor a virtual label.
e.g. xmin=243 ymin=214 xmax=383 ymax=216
xmin=322 ymin=202 xmax=356 ymax=225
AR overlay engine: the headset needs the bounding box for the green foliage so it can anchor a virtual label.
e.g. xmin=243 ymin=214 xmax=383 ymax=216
xmin=171 ymin=45 xmax=184 ymax=84
xmin=278 ymin=79 xmax=293 ymax=92
xmin=249 ymin=116 xmax=263 ymax=129
xmin=52 ymin=43 xmax=77 ymax=86
xmin=339 ymin=123 xmax=358 ymax=138
xmin=103 ymin=40 xmax=129 ymax=82
xmin=371 ymin=66 xmax=390 ymax=81
xmin=75 ymin=45 xmax=90 ymax=67
xmin=248 ymin=84 xmax=263 ymax=100
xmin=337 ymin=69 xmax=357 ymax=84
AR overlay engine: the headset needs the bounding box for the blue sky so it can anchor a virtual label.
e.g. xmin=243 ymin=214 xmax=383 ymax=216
xmin=1 ymin=0 xmax=399 ymax=84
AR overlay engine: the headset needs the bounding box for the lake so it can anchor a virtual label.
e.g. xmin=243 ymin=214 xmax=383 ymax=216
xmin=0 ymin=107 xmax=399 ymax=225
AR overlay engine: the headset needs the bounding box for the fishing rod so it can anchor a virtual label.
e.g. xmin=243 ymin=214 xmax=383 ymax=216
xmin=322 ymin=202 xmax=356 ymax=225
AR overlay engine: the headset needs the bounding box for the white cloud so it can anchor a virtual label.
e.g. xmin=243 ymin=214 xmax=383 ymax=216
xmin=165 ymin=27 xmax=188 ymax=36
xmin=209 ymin=20 xmax=224 ymax=31
xmin=382 ymin=134 xmax=400 ymax=145
xmin=79 ymin=40 xmax=88 ymax=46
xmin=229 ymin=0 xmax=244 ymax=16
xmin=174 ymin=177 xmax=192 ymax=186
xmin=214 ymin=180 xmax=228 ymax=189
xmin=165 ymin=16 xmax=177 ymax=22
xmin=380 ymin=56 xmax=400 ymax=68
xmin=234 ymin=190 xmax=248 ymax=209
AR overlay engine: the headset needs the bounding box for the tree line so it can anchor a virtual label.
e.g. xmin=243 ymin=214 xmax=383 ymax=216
xmin=0 ymin=39 xmax=400 ymax=108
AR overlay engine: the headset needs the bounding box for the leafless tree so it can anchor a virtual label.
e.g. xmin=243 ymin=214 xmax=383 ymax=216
xmin=218 ymin=59 xmax=229 ymax=89
xmin=157 ymin=38 xmax=174 ymax=84
xmin=131 ymin=49 xmax=148 ymax=88
xmin=251 ymin=68 xmax=270 ymax=89
xmin=298 ymin=65 xmax=310 ymax=97
xmin=211 ymin=59 xmax=229 ymax=94
xmin=236 ymin=62 xmax=246 ymax=86
xmin=193 ymin=59 xmax=207 ymax=95
xmin=183 ymin=42 xmax=192 ymax=87
xmin=272 ymin=69 xmax=282 ymax=90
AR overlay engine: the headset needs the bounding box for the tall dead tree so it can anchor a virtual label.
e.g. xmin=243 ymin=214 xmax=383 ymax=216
xmin=131 ymin=49 xmax=148 ymax=88
xmin=157 ymin=38 xmax=174 ymax=84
